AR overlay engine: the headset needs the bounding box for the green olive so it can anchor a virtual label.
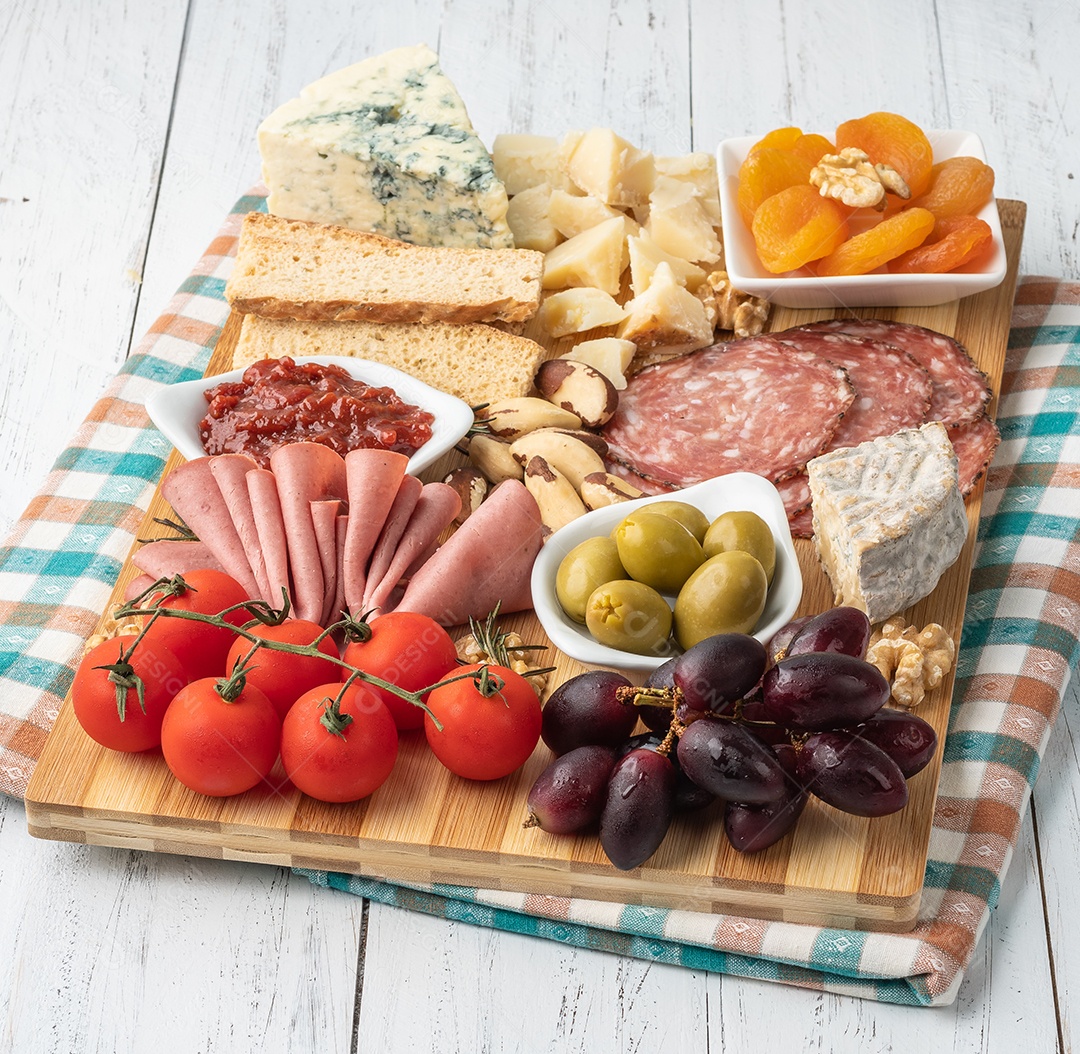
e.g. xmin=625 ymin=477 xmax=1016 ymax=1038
xmin=585 ymin=579 xmax=674 ymax=656
xmin=673 ymin=550 xmax=769 ymax=650
xmin=555 ymin=536 xmax=626 ymax=623
xmin=641 ymin=500 xmax=710 ymax=542
xmin=614 ymin=511 xmax=706 ymax=593
xmin=703 ymin=510 xmax=777 ymax=585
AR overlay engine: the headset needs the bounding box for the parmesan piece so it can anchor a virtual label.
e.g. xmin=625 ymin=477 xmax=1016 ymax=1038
xmin=539 ymin=288 xmax=627 ymax=337
xmin=627 ymin=231 xmax=707 ymax=294
xmin=617 ymin=262 xmax=714 ymax=351
xmin=492 ymin=134 xmax=574 ymax=195
xmin=807 ymin=422 xmax=969 ymax=625
xmin=506 ymin=182 xmax=561 ymax=251
xmin=541 ymin=215 xmax=627 ymax=295
xmin=547 ymin=189 xmax=639 ymax=240
xmin=654 ymin=152 xmax=721 ymax=222
xmin=560 ymin=337 xmax=636 ymax=389
xmin=646 ymin=175 xmax=722 ymax=264
xmin=562 ymin=127 xmax=655 ymax=209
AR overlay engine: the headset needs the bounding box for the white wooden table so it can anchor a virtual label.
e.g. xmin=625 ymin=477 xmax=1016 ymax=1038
xmin=2 ymin=2 xmax=1078 ymax=1050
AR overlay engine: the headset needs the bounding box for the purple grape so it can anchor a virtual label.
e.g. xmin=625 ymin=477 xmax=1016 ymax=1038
xmin=675 ymin=769 xmax=717 ymax=813
xmin=724 ymin=744 xmax=807 ymax=852
xmin=526 ymin=745 xmax=617 ymax=834
xmin=854 ymin=709 xmax=937 ymax=777
xmin=541 ymin=670 xmax=636 ymax=755
xmin=766 ymin=615 xmax=813 ymax=664
xmin=638 ymin=658 xmax=679 ymax=731
xmin=737 ymin=699 xmax=791 ymax=745
xmin=616 ymin=730 xmax=667 ymax=758
xmin=796 ymin=731 xmax=909 ymax=817
xmin=673 ymin=633 xmax=766 ymax=713
xmin=676 ymin=718 xmax=786 ymax=803
xmin=599 ymin=748 xmax=677 ymax=870
xmin=787 ymin=606 xmax=871 ymax=659
xmin=761 ymin=652 xmax=889 ymax=730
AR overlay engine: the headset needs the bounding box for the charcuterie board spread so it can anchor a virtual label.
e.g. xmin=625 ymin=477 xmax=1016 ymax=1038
xmin=26 ymin=44 xmax=1026 ymax=930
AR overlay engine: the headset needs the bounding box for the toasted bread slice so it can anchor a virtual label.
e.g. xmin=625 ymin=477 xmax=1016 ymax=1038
xmin=225 ymin=213 xmax=543 ymax=325
xmin=232 ymin=313 xmax=550 ymax=406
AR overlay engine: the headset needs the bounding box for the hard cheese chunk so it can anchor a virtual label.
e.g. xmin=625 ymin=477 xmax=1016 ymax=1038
xmin=258 ymin=44 xmax=513 ymax=249
xmin=808 ymin=422 xmax=969 ymax=624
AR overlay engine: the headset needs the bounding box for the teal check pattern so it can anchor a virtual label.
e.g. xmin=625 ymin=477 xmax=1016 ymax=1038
xmin=0 ymin=189 xmax=1076 ymax=1005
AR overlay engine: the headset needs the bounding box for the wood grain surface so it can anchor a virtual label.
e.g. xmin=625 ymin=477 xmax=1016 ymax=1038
xmin=24 ymin=201 xmax=1026 ymax=931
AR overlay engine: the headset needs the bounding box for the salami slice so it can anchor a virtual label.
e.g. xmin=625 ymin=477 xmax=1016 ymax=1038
xmin=775 ymin=473 xmax=810 ymax=519
xmin=948 ymin=413 xmax=1001 ymax=496
xmin=774 ymin=332 xmax=933 ymax=447
xmin=795 ymin=318 xmax=990 ymax=426
xmin=603 ymin=336 xmax=855 ymax=487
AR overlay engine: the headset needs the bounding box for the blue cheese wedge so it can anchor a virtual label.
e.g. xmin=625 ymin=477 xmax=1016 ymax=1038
xmin=258 ymin=45 xmax=513 ymax=249
xmin=807 ymin=422 xmax=968 ymax=624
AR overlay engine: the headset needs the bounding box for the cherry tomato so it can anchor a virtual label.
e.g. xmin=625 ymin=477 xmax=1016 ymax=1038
xmin=226 ymin=619 xmax=340 ymax=720
xmin=423 ymin=663 xmax=542 ymax=781
xmin=281 ymin=681 xmax=399 ymax=802
xmin=160 ymin=674 xmax=281 ymax=796
xmin=71 ymin=635 xmax=189 ymax=752
xmin=137 ymin=569 xmax=253 ymax=681
xmin=340 ymin=612 xmax=458 ymax=731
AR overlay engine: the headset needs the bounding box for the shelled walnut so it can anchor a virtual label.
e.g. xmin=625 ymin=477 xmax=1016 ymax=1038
xmin=867 ymin=617 xmax=955 ymax=708
xmin=810 ymin=147 xmax=911 ymax=210
xmin=705 ymin=270 xmax=770 ymax=337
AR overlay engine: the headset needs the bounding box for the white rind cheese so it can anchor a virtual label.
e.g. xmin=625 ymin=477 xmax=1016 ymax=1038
xmin=807 ymin=422 xmax=968 ymax=624
xmin=258 ymin=45 xmax=513 ymax=249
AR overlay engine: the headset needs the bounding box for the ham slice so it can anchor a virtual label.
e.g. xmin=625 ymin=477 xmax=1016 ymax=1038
xmin=361 ymin=475 xmax=424 ymax=612
xmin=311 ymin=499 xmax=342 ymax=627
xmin=365 ymin=482 xmax=462 ymax=615
xmin=132 ymin=539 xmax=225 ymax=580
xmin=161 ymin=457 xmax=260 ymax=597
xmin=247 ymin=468 xmax=292 ymax=610
xmin=342 ymin=449 xmax=410 ymax=613
xmin=270 ymin=443 xmax=348 ymax=623
xmin=396 ymin=480 xmax=542 ymax=627
xmin=124 ymin=574 xmax=157 ymax=603
xmin=208 ymin=453 xmax=269 ymax=600
xmin=332 ymin=514 xmax=349 ymax=625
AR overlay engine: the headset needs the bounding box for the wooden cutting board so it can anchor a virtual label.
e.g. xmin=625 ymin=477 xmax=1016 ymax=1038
xmin=24 ymin=201 xmax=1025 ymax=931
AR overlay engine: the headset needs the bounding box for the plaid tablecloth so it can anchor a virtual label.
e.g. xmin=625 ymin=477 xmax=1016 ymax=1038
xmin=1 ymin=194 xmax=1077 ymax=1006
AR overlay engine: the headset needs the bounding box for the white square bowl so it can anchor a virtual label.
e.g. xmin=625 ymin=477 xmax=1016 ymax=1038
xmin=146 ymin=355 xmax=475 ymax=475
xmin=530 ymin=472 xmax=803 ymax=673
xmin=717 ymin=129 xmax=1007 ymax=308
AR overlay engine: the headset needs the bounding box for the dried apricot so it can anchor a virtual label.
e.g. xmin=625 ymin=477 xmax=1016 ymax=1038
xmin=890 ymin=214 xmax=993 ymax=273
xmin=790 ymin=133 xmax=835 ymax=167
xmin=816 ymin=207 xmax=935 ymax=276
xmin=737 ymin=148 xmax=814 ymax=227
xmin=835 ymin=112 xmax=934 ymax=198
xmin=909 ymin=156 xmax=995 ymax=218
xmin=748 ymin=127 xmax=804 ymax=155
xmin=752 ymin=185 xmax=850 ymax=273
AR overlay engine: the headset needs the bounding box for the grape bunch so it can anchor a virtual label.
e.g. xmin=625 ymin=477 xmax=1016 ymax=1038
xmin=525 ymin=606 xmax=938 ymax=870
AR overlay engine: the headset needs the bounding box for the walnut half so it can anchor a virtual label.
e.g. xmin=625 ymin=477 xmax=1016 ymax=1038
xmin=703 ymin=270 xmax=770 ymax=338
xmin=866 ymin=617 xmax=955 ymax=708
xmin=810 ymin=148 xmax=911 ymax=211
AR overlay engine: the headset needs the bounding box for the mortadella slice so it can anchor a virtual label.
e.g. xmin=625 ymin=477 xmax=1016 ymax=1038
xmin=160 ymin=457 xmax=260 ymax=597
xmin=365 ymin=482 xmax=462 ymax=614
xmin=332 ymin=514 xmax=349 ymax=625
xmin=361 ymin=475 xmax=424 ymax=612
xmin=311 ymin=498 xmax=342 ymax=627
xmin=124 ymin=573 xmax=158 ymax=603
xmin=132 ymin=538 xmax=226 ymax=580
xmin=247 ymin=468 xmax=292 ymax=610
xmin=270 ymin=443 xmax=348 ymax=624
xmin=342 ymin=449 xmax=410 ymax=613
xmin=208 ymin=453 xmax=270 ymax=600
xmin=396 ymin=480 xmax=542 ymax=627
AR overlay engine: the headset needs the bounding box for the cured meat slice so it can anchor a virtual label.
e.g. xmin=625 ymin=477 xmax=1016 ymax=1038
xmin=605 ymin=459 xmax=677 ymax=496
xmin=124 ymin=574 xmax=157 ymax=602
xmin=311 ymin=499 xmax=342 ymax=626
xmin=948 ymin=413 xmax=1001 ymax=496
xmin=209 ymin=453 xmax=269 ymax=600
xmin=774 ymin=332 xmax=933 ymax=447
xmin=365 ymin=483 xmax=462 ymax=615
xmin=132 ymin=539 xmax=225 ymax=580
xmin=795 ymin=318 xmax=990 ymax=427
xmin=602 ymin=336 xmax=855 ymax=488
xmin=161 ymin=457 xmax=260 ymax=598
xmin=270 ymin=443 xmax=348 ymax=623
xmin=775 ymin=473 xmax=810 ymax=519
xmin=396 ymin=480 xmax=542 ymax=626
xmin=247 ymin=468 xmax=292 ymax=610
xmin=788 ymin=504 xmax=815 ymax=539
xmin=342 ymin=449 xmax=410 ymax=614
xmin=361 ymin=475 xmax=424 ymax=612
xmin=332 ymin=514 xmax=349 ymax=624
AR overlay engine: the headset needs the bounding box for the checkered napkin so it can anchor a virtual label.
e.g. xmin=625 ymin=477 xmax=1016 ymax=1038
xmin=1 ymin=194 xmax=1077 ymax=1006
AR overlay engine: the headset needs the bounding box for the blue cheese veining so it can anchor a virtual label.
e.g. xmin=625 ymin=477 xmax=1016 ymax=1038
xmin=258 ymin=45 xmax=513 ymax=249
xmin=807 ymin=422 xmax=969 ymax=624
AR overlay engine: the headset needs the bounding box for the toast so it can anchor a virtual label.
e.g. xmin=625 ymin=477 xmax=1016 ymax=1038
xmin=225 ymin=213 xmax=544 ymax=325
xmin=232 ymin=313 xmax=550 ymax=405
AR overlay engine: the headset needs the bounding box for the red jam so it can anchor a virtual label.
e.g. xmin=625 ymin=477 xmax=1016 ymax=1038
xmin=200 ymin=357 xmax=435 ymax=467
